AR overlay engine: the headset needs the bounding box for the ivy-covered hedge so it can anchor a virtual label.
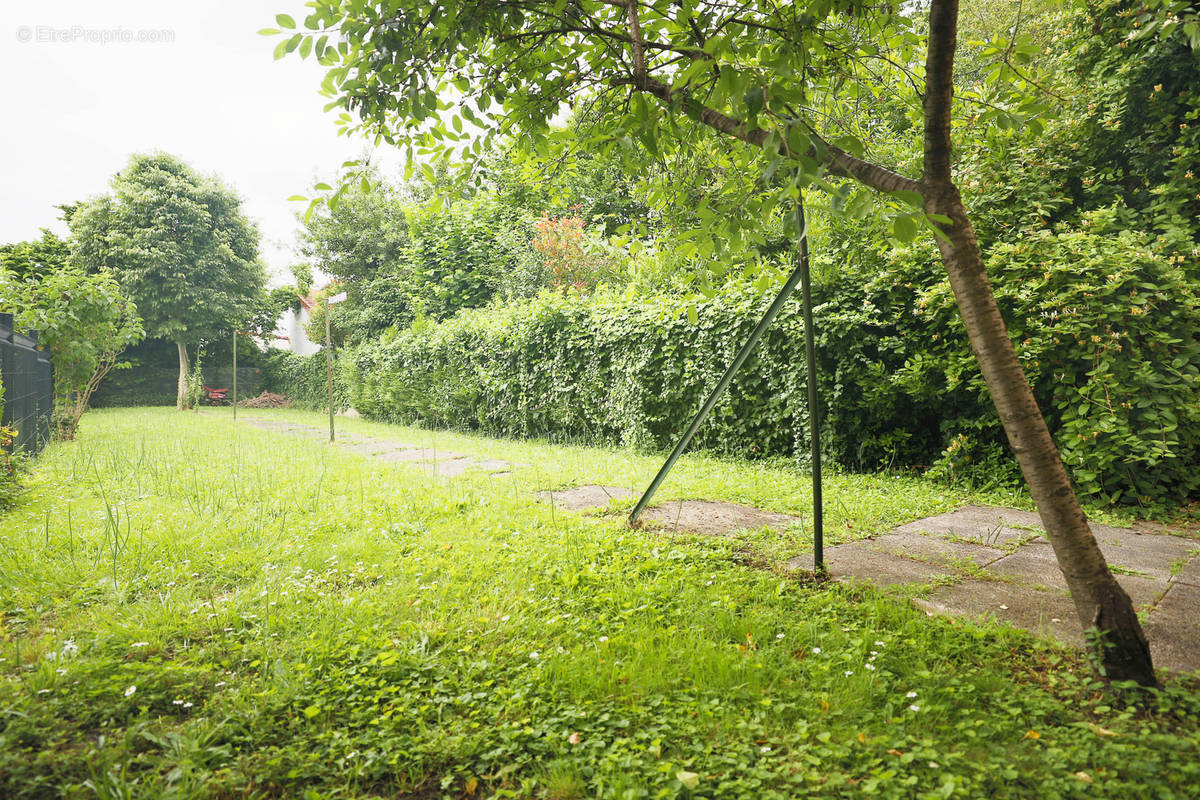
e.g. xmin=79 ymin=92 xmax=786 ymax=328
xmin=261 ymin=351 xmax=348 ymax=411
xmin=348 ymin=220 xmax=1200 ymax=505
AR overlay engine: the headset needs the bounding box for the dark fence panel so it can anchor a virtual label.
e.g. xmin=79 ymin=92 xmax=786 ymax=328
xmin=0 ymin=312 xmax=54 ymax=455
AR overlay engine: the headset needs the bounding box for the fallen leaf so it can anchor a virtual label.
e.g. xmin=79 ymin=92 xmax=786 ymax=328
xmin=1088 ymin=723 xmax=1120 ymax=737
xmin=465 ymin=777 xmax=478 ymax=795
xmin=857 ymin=732 xmax=867 ymax=744
xmin=1074 ymin=771 xmax=1093 ymax=783
xmin=1022 ymin=730 xmax=1041 ymax=740
xmin=886 ymin=749 xmax=903 ymax=757
xmin=568 ymin=731 xmax=581 ymax=745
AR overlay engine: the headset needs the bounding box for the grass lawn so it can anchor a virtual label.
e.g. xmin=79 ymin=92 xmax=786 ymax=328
xmin=1 ymin=407 xmax=1197 ymax=799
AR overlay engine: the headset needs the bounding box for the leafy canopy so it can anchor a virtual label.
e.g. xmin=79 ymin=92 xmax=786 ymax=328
xmin=69 ymin=152 xmax=266 ymax=344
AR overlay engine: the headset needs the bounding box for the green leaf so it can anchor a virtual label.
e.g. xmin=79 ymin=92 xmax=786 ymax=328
xmin=257 ymin=28 xmax=281 ymax=36
xmin=892 ymin=214 xmax=918 ymax=242
xmin=303 ymin=705 xmax=321 ymax=718
xmin=287 ymin=195 xmax=308 ymax=202
xmin=313 ymin=182 xmax=332 ymax=191
xmin=676 ymin=771 xmax=700 ymax=790
xmin=276 ymin=14 xmax=296 ymax=29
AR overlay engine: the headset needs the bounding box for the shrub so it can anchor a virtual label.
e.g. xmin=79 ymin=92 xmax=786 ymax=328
xmin=261 ymin=351 xmax=348 ymax=412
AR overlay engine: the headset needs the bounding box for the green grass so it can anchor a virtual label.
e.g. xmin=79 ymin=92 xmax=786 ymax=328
xmin=1 ymin=407 xmax=1196 ymax=799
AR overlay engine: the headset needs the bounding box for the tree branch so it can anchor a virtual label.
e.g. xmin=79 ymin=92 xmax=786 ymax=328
xmin=615 ymin=73 xmax=921 ymax=195
xmin=922 ymin=0 xmax=958 ymax=186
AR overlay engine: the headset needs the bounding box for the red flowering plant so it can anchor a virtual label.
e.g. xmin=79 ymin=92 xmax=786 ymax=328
xmin=531 ymin=213 xmax=612 ymax=293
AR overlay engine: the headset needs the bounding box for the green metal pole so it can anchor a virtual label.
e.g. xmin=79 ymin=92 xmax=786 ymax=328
xmin=232 ymin=329 xmax=238 ymax=422
xmin=629 ymin=196 xmax=822 ymax=553
xmin=326 ymin=301 xmax=335 ymax=443
xmin=796 ymin=202 xmax=824 ymax=573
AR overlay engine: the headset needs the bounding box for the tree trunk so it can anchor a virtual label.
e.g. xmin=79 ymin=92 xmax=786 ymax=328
xmin=176 ymin=340 xmax=188 ymax=412
xmin=923 ymin=0 xmax=1156 ymax=686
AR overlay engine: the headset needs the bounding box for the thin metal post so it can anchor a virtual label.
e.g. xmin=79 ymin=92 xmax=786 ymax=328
xmin=232 ymin=329 xmax=238 ymax=421
xmin=796 ymin=202 xmax=824 ymax=573
xmin=629 ymin=195 xmax=821 ymax=536
xmin=325 ymin=300 xmax=335 ymax=443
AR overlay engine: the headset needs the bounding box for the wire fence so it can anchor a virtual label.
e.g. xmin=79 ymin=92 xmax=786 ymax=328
xmin=0 ymin=312 xmax=53 ymax=455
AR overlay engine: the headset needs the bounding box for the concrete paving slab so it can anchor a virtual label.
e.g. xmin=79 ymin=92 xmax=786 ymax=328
xmin=915 ymin=580 xmax=1082 ymax=644
xmin=867 ymin=530 xmax=1006 ymax=568
xmin=539 ymin=485 xmax=634 ymax=512
xmin=1171 ymin=554 xmax=1200 ymax=588
xmin=786 ymin=546 xmax=958 ymax=586
xmin=640 ymin=500 xmax=796 ymax=537
xmin=984 ymin=543 xmax=1168 ymax=609
xmin=890 ymin=506 xmax=1044 ymax=547
xmin=1141 ymin=583 xmax=1200 ymax=674
xmin=1092 ymin=532 xmax=1198 ymax=581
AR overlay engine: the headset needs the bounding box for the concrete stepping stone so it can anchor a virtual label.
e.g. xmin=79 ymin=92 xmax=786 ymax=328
xmin=866 ymin=530 xmax=1007 ymax=568
xmin=915 ymin=580 xmax=1082 ymax=644
xmin=1141 ymin=583 xmax=1200 ymax=673
xmin=539 ymin=485 xmax=634 ymax=512
xmin=785 ymin=546 xmax=958 ymax=586
xmin=640 ymin=500 xmax=796 ymax=537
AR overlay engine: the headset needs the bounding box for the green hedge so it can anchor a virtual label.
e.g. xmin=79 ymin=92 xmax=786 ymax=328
xmin=348 ymin=221 xmax=1200 ymax=505
xmin=262 ymin=351 xmax=348 ymax=411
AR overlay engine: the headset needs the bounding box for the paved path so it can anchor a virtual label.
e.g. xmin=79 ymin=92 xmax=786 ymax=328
xmin=786 ymin=506 xmax=1200 ymax=673
xmin=236 ymin=417 xmax=520 ymax=477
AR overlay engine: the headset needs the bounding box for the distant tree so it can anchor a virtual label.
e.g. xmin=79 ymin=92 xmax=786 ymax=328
xmin=0 ymin=230 xmax=70 ymax=282
xmin=0 ymin=267 xmax=143 ymax=439
xmin=70 ymin=153 xmax=266 ymax=410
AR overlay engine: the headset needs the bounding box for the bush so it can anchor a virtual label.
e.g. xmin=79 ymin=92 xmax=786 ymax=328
xmin=348 ymin=218 xmax=1200 ymax=505
xmin=261 ymin=351 xmax=348 ymax=411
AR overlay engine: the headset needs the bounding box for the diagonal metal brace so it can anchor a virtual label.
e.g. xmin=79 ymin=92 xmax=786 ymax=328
xmin=629 ymin=199 xmax=824 ymax=572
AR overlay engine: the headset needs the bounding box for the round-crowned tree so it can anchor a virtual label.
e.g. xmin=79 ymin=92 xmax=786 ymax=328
xmin=70 ymin=152 xmax=266 ymax=409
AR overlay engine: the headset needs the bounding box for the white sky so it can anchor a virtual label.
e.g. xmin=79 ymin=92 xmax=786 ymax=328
xmin=0 ymin=1 xmax=401 ymax=285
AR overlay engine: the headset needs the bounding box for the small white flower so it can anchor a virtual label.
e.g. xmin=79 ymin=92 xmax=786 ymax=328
xmin=182 ymin=702 xmax=193 ymax=708
xmin=56 ymin=668 xmax=66 ymax=675
xmin=775 ymin=633 xmax=785 ymax=640
xmin=173 ymin=699 xmax=184 ymax=705
xmin=124 ymin=685 xmax=137 ymax=697
xmin=874 ymin=640 xmax=885 ymax=647
xmin=214 ymin=681 xmax=227 ymax=687
xmin=865 ymin=663 xmax=876 ymax=671
xmin=908 ymin=704 xmax=921 ymax=712
xmin=844 ymin=670 xmax=854 ymax=677
xmin=500 ymin=615 xmax=510 ymax=622
xmin=811 ymin=647 xmax=821 ymax=654
xmin=37 ymin=688 xmax=51 ymax=694
xmin=131 ymin=642 xmax=149 ymax=648
xmin=929 ymin=761 xmax=940 ymax=769
xmin=906 ymin=691 xmax=918 ymax=698
xmin=760 ymin=745 xmax=772 ymax=753
xmin=705 ymin=580 xmax=713 ymax=586
xmin=599 ymin=636 xmax=609 ymax=643
xmin=529 ymin=651 xmax=539 ymax=660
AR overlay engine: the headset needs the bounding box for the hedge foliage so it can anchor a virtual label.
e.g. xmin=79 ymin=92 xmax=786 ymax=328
xmin=262 ymin=351 xmax=348 ymax=412
xmin=349 ymin=218 xmax=1200 ymax=506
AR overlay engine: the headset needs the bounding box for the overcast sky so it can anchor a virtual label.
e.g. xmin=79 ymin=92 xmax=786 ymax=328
xmin=0 ymin=1 xmax=401 ymax=284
